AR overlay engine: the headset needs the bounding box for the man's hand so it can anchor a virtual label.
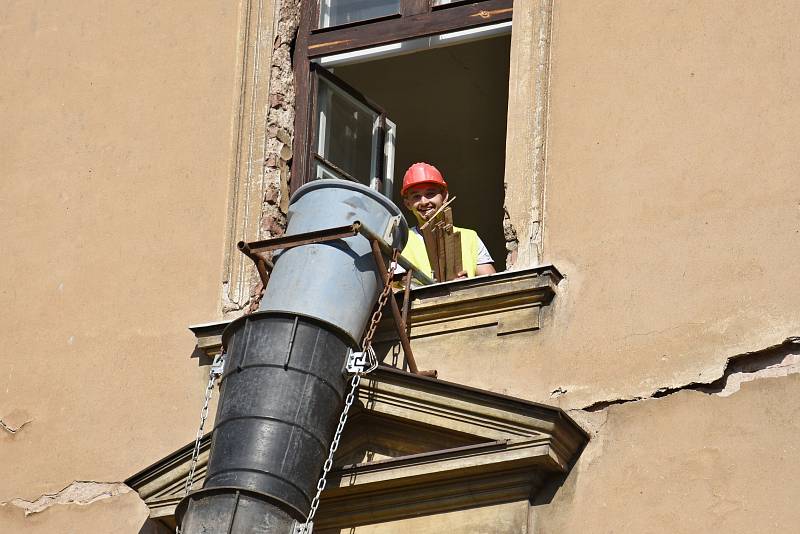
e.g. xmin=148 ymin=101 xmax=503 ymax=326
xmin=455 ymin=270 xmax=468 ymax=280
xmin=476 ymin=263 xmax=496 ymax=276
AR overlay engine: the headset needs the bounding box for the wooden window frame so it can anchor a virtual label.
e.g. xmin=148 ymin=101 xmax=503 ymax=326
xmin=291 ymin=0 xmax=513 ymax=193
xmin=310 ymin=64 xmax=391 ymax=191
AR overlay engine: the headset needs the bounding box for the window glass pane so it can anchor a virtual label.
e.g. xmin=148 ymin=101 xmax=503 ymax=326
xmin=313 ymin=159 xmax=351 ymax=182
xmin=315 ymin=76 xmax=380 ymax=186
xmin=318 ymin=0 xmax=400 ymax=29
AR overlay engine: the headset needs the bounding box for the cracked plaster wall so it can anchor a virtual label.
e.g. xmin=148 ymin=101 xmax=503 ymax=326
xmin=533 ymin=373 xmax=800 ymax=533
xmin=0 ymin=0 xmax=262 ymax=531
xmin=0 ymin=482 xmax=153 ymax=533
xmin=259 ymin=0 xmax=300 ymax=241
xmin=4 ymin=0 xmax=800 ymax=531
xmin=406 ymin=1 xmax=800 ymax=530
xmin=411 ymin=0 xmax=800 ymax=412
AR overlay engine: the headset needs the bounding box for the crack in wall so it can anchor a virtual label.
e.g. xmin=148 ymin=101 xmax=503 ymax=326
xmin=502 ymin=205 xmax=519 ymax=267
xmin=0 ymin=418 xmax=31 ymax=434
xmin=1 ymin=482 xmax=130 ymax=516
xmin=581 ymin=336 xmax=800 ymax=412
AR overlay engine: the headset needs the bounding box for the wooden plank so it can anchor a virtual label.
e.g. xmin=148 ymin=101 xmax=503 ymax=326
xmin=419 ymin=196 xmax=456 ymax=230
xmin=445 ymin=233 xmax=457 ymax=280
xmin=452 ymin=230 xmax=462 ymax=276
xmin=441 ymin=208 xmax=461 ymax=280
xmin=421 ymin=225 xmax=440 ymax=281
xmin=444 ymin=212 xmax=457 ymax=282
xmin=308 ymin=0 xmax=513 ymax=58
xmin=443 ymin=208 xmax=455 ymax=280
xmin=435 ymin=222 xmax=447 ymax=282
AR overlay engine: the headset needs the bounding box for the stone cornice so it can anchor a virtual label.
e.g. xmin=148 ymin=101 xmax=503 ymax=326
xmin=127 ymin=364 xmax=587 ymax=529
xmin=190 ymin=266 xmax=562 ymax=357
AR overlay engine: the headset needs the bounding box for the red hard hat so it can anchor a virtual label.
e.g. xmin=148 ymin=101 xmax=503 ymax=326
xmin=401 ymin=162 xmax=447 ymax=196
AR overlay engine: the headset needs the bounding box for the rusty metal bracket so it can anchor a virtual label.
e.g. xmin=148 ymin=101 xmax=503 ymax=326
xmin=369 ymin=239 xmax=437 ymax=378
xmin=238 ymin=221 xmax=434 ymax=286
xmin=237 ymin=222 xmax=436 ymax=377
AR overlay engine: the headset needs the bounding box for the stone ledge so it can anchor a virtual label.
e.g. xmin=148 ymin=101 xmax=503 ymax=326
xmin=379 ymin=265 xmax=561 ymax=341
xmin=189 ymin=266 xmax=562 ymax=357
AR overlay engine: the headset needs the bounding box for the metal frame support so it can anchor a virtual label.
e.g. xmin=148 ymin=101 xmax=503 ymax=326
xmin=238 ymin=221 xmax=435 ymax=287
xmin=368 ymin=239 xmax=436 ymax=378
xmin=237 ymin=222 xmax=437 ymax=378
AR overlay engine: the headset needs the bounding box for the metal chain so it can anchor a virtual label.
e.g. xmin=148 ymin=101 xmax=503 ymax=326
xmin=298 ymin=248 xmax=400 ymax=534
xmin=183 ymin=351 xmax=226 ymax=497
xmin=362 ymin=248 xmax=400 ymax=351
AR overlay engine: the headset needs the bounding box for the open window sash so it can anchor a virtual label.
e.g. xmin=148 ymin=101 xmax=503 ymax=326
xmin=310 ymin=64 xmax=396 ymax=197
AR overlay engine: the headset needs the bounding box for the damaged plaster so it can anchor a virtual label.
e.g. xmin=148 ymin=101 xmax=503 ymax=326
xmin=1 ymin=482 xmax=130 ymax=516
xmin=260 ymin=0 xmax=300 ymax=239
xmin=503 ymin=0 xmax=553 ymax=269
xmin=502 ymin=204 xmax=519 ymax=267
xmin=0 ymin=418 xmax=31 ymax=435
xmin=579 ymin=337 xmax=800 ymax=412
xmin=244 ymin=0 xmax=300 ymax=312
xmin=222 ymin=0 xmax=299 ymax=314
xmin=0 ymin=409 xmax=33 ymax=437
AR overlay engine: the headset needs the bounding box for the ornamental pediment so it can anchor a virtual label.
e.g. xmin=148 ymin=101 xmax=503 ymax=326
xmin=127 ymin=365 xmax=586 ymax=531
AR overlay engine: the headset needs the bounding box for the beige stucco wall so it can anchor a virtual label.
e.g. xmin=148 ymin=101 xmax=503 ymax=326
xmin=321 ymin=3 xmax=800 ymax=528
xmin=411 ymin=1 xmax=800 ymax=531
xmin=0 ymin=0 xmax=254 ymax=529
xmin=526 ymin=2 xmax=800 ymax=529
xmin=3 ymin=0 xmax=799 ymax=531
xmin=535 ymin=373 xmax=800 ymax=533
xmin=426 ymin=0 xmax=800 ymax=407
xmin=536 ymin=0 xmax=800 ymax=407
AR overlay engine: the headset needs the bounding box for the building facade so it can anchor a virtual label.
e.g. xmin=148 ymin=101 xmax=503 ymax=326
xmin=2 ymin=1 xmax=799 ymax=532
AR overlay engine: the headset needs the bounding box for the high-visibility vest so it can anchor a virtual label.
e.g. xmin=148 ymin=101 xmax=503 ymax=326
xmin=401 ymin=226 xmax=481 ymax=280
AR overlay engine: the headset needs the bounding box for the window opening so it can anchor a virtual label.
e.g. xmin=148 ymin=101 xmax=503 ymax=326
xmin=314 ymin=31 xmax=510 ymax=269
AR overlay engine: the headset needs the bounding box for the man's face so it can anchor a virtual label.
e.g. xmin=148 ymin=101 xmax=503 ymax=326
xmin=403 ymin=184 xmax=447 ymax=222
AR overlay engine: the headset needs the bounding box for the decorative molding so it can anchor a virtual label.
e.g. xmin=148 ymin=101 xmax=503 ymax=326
xmin=504 ymin=0 xmax=554 ymax=268
xmin=221 ymin=0 xmax=278 ymax=314
xmin=376 ymin=265 xmax=561 ymax=341
xmin=127 ymin=366 xmax=587 ymax=530
xmin=126 ymin=438 xmax=211 ymax=528
xmin=193 ymin=266 xmax=562 ymax=358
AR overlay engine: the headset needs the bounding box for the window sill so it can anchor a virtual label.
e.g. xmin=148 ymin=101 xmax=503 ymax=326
xmin=189 ymin=265 xmax=562 ymax=358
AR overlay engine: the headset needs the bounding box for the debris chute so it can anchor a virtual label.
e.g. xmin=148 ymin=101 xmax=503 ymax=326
xmin=176 ymin=180 xmax=408 ymax=533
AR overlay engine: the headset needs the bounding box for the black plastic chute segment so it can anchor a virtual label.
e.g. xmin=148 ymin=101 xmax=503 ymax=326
xmin=176 ymin=313 xmax=351 ymax=532
xmin=177 ymin=487 xmax=296 ymax=533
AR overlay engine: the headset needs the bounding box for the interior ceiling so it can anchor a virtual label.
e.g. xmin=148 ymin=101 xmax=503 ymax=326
xmin=333 ymin=34 xmax=511 ymax=269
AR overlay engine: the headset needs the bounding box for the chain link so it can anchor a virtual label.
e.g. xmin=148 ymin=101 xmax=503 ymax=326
xmin=361 ymin=248 xmax=400 ymax=351
xmin=177 ymin=248 xmax=399 ymax=534
xmin=182 ymin=351 xmax=225 ymax=498
xmin=298 ymin=248 xmax=400 ymax=534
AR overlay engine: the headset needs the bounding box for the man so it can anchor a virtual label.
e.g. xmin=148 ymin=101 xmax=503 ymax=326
xmin=400 ymin=162 xmax=496 ymax=281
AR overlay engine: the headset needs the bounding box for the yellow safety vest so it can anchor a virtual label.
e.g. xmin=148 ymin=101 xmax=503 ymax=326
xmin=401 ymin=226 xmax=481 ymax=280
